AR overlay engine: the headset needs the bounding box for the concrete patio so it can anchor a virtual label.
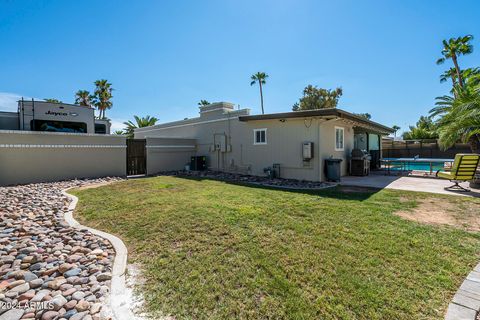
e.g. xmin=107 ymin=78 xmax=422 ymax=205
xmin=340 ymin=174 xmax=480 ymax=197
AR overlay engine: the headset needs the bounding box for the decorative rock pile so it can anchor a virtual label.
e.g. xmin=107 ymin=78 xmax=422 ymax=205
xmin=160 ymin=170 xmax=334 ymax=189
xmin=0 ymin=177 xmax=122 ymax=320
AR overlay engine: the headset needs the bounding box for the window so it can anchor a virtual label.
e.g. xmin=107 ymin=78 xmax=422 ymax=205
xmin=95 ymin=123 xmax=107 ymax=134
xmin=335 ymin=126 xmax=344 ymax=151
xmin=31 ymin=120 xmax=87 ymax=133
xmin=254 ymin=128 xmax=267 ymax=145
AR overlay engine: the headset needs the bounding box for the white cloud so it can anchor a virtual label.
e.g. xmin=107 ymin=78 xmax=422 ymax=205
xmin=0 ymin=92 xmax=32 ymax=112
xmin=109 ymin=118 xmax=127 ymax=132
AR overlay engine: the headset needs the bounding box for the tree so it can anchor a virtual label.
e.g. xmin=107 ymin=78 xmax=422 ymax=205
xmin=354 ymin=113 xmax=371 ymax=120
xmin=392 ymin=125 xmax=401 ymax=137
xmin=292 ymin=85 xmax=343 ymax=111
xmin=44 ymin=98 xmax=62 ymax=103
xmin=440 ymin=67 xmax=480 ymax=95
xmin=436 ymin=35 xmax=474 ymax=88
xmin=402 ymin=116 xmax=438 ymax=140
xmin=74 ymin=90 xmax=93 ymax=107
xmin=113 ymin=130 xmax=124 ymax=135
xmin=430 ymin=86 xmax=480 ymax=153
xmin=250 ymin=72 xmax=268 ymax=114
xmin=92 ymin=79 xmax=113 ymax=119
xmin=440 ymin=67 xmax=459 ymax=87
xmin=462 ymin=67 xmax=480 ymax=88
xmin=198 ymin=100 xmax=210 ymax=106
xmin=122 ymin=115 xmax=158 ymax=138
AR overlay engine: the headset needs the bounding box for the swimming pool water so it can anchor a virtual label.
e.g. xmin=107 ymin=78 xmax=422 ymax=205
xmin=385 ymin=162 xmax=446 ymax=171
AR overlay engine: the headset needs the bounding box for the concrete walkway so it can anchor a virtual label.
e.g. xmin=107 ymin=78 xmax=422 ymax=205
xmin=444 ymin=263 xmax=480 ymax=320
xmin=340 ymin=175 xmax=480 ymax=197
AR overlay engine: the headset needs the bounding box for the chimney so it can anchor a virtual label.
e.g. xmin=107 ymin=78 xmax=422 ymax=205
xmin=199 ymin=102 xmax=235 ymax=118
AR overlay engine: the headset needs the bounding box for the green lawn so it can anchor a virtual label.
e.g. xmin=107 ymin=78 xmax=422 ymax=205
xmin=71 ymin=176 xmax=480 ymax=320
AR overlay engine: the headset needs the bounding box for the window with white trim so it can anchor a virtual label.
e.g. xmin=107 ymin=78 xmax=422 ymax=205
xmin=253 ymin=128 xmax=267 ymax=145
xmin=335 ymin=126 xmax=344 ymax=151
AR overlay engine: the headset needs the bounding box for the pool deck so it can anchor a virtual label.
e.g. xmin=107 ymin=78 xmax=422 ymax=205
xmin=340 ymin=174 xmax=480 ymax=197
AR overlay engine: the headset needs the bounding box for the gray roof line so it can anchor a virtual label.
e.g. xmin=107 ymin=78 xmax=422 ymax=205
xmin=238 ymin=108 xmax=394 ymax=133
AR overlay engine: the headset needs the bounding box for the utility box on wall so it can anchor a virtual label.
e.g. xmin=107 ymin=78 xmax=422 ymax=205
xmin=302 ymin=142 xmax=314 ymax=161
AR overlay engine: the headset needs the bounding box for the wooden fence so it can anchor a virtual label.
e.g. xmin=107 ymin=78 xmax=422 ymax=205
xmin=382 ymin=139 xmax=472 ymax=158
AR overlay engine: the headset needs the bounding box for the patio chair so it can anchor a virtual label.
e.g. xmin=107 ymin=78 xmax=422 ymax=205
xmin=436 ymin=154 xmax=480 ymax=191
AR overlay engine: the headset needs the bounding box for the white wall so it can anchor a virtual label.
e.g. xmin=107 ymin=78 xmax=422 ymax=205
xmin=146 ymin=137 xmax=197 ymax=175
xmin=0 ymin=131 xmax=126 ymax=186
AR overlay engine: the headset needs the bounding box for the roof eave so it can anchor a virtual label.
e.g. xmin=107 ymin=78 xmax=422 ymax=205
xmin=239 ymin=108 xmax=394 ymax=134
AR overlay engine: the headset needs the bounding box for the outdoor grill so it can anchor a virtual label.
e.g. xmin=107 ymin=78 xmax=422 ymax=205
xmin=350 ymin=149 xmax=371 ymax=176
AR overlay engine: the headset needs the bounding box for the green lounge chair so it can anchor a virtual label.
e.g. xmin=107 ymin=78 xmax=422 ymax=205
xmin=436 ymin=154 xmax=480 ymax=191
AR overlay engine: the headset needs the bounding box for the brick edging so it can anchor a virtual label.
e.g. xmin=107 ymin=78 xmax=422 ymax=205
xmin=445 ymin=263 xmax=480 ymax=319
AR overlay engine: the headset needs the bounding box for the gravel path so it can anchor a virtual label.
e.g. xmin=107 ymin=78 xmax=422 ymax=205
xmin=0 ymin=178 xmax=122 ymax=320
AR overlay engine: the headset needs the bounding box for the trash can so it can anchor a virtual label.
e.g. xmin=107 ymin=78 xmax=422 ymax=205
xmin=325 ymin=158 xmax=343 ymax=182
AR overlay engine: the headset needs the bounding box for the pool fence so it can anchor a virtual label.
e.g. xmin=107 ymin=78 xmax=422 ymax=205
xmin=382 ymin=139 xmax=472 ymax=159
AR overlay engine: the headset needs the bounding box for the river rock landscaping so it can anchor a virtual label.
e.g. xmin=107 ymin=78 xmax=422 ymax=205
xmin=0 ymin=177 xmax=121 ymax=320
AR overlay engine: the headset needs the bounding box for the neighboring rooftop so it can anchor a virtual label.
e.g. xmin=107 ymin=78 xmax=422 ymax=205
xmin=135 ymin=102 xmax=250 ymax=133
xmin=18 ymin=99 xmax=94 ymax=109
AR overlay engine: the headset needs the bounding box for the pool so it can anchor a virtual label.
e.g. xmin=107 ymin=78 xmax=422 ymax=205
xmin=381 ymin=157 xmax=454 ymax=174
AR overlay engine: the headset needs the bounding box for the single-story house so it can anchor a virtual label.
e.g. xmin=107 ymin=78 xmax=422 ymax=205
xmin=134 ymin=102 xmax=393 ymax=181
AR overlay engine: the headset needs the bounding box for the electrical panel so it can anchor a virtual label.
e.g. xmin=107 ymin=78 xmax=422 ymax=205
xmin=219 ymin=135 xmax=227 ymax=152
xmin=303 ymin=142 xmax=313 ymax=160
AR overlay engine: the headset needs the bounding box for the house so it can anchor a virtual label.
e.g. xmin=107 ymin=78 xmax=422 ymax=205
xmin=134 ymin=102 xmax=393 ymax=181
xmin=0 ymin=99 xmax=111 ymax=134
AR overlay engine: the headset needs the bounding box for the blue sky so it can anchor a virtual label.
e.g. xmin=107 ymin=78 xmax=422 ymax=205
xmin=0 ymin=0 xmax=479 ymax=132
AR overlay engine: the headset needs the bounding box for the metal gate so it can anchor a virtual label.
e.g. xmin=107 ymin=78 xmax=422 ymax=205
xmin=126 ymin=139 xmax=146 ymax=175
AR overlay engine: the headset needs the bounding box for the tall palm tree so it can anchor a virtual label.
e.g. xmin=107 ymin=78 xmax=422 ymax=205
xmin=74 ymin=90 xmax=93 ymax=107
xmin=440 ymin=67 xmax=458 ymax=87
xmin=250 ymin=72 xmax=268 ymax=114
xmin=440 ymin=68 xmax=480 ymax=95
xmin=392 ymin=125 xmax=400 ymax=137
xmin=123 ymin=115 xmax=159 ymax=138
xmin=93 ymin=79 xmax=113 ymax=119
xmin=436 ymin=35 xmax=474 ymax=88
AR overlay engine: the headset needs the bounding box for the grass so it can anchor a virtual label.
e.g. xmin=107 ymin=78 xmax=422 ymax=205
xmin=71 ymin=176 xmax=480 ymax=320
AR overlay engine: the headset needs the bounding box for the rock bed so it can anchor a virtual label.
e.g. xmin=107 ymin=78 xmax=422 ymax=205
xmin=0 ymin=177 xmax=122 ymax=320
xmin=160 ymin=170 xmax=334 ymax=189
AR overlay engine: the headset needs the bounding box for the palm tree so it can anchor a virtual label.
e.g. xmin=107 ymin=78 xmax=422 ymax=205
xmin=74 ymin=90 xmax=93 ymax=107
xmin=392 ymin=125 xmax=400 ymax=137
xmin=436 ymin=35 xmax=474 ymax=88
xmin=113 ymin=130 xmax=124 ymax=135
xmin=44 ymin=98 xmax=62 ymax=103
xmin=440 ymin=67 xmax=458 ymax=87
xmin=250 ymin=72 xmax=268 ymax=114
xmin=430 ymin=86 xmax=480 ymax=153
xmin=198 ymin=100 xmax=210 ymax=106
xmin=440 ymin=68 xmax=480 ymax=95
xmin=123 ymin=115 xmax=159 ymax=138
xmin=463 ymin=67 xmax=480 ymax=88
xmin=92 ymin=79 xmax=113 ymax=119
